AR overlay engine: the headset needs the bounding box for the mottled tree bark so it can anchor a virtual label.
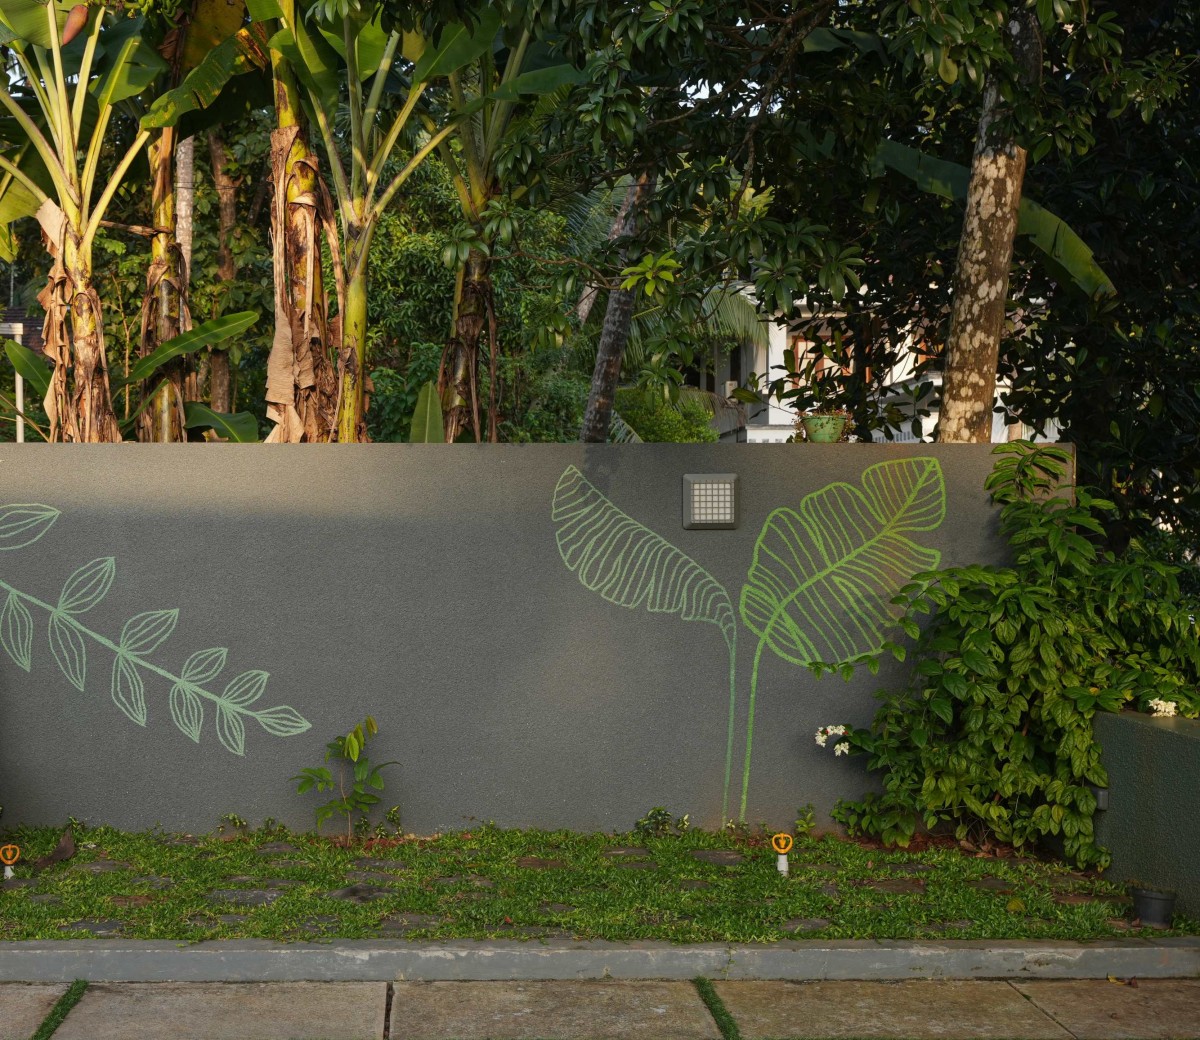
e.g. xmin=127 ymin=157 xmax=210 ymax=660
xmin=207 ymin=130 xmax=238 ymax=414
xmin=580 ymin=172 xmax=657 ymax=443
xmin=939 ymin=12 xmax=1041 ymax=443
xmin=439 ymin=249 xmax=491 ymax=443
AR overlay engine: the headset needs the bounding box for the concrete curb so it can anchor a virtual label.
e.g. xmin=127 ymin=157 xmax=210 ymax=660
xmin=1 ymin=939 xmax=1198 ymax=983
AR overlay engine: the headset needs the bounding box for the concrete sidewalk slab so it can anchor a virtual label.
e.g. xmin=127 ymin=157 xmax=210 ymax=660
xmin=0 ymin=983 xmax=68 ymax=1040
xmin=389 ymin=980 xmax=721 ymax=1040
xmin=48 ymin=981 xmax=386 ymax=1040
xmin=712 ymin=980 xmax=1071 ymax=1039
xmin=1012 ymin=979 xmax=1200 ymax=1039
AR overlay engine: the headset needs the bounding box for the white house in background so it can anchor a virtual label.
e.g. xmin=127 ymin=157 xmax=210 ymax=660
xmin=703 ymin=310 xmax=1061 ymax=444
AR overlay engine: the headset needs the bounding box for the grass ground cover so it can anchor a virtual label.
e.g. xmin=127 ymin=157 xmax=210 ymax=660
xmin=0 ymin=823 xmax=1193 ymax=943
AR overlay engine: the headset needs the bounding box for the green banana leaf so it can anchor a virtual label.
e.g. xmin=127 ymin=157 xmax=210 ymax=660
xmin=4 ymin=339 xmax=51 ymax=399
xmin=142 ymin=28 xmax=267 ymax=130
xmin=408 ymin=380 xmax=445 ymax=443
xmin=183 ymin=403 xmax=259 ymax=442
xmin=114 ymin=312 xmax=259 ymax=389
xmin=740 ymin=456 xmax=946 ymax=666
xmin=412 ymin=7 xmax=503 ymax=82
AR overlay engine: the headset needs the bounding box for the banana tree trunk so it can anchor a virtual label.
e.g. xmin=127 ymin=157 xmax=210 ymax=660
xmin=581 ymin=172 xmax=657 ymax=443
xmin=138 ymin=128 xmax=189 ymax=442
xmin=36 ymin=211 xmax=121 ymax=442
xmin=335 ymin=268 xmax=369 ymax=442
xmin=939 ymin=12 xmax=1040 ymax=443
xmin=439 ymin=248 xmax=492 ymax=443
xmin=265 ymin=59 xmax=337 ymax=442
xmin=207 ymin=130 xmax=237 ymax=414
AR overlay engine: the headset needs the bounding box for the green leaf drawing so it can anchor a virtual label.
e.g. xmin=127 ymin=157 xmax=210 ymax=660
xmin=552 ymin=465 xmax=740 ymax=819
xmin=734 ymin=456 xmax=946 ymax=819
xmin=0 ymin=507 xmax=311 ymax=754
xmin=0 ymin=504 xmax=59 ymax=550
xmin=169 ymin=683 xmax=204 ymax=743
xmin=119 ymin=609 xmax=179 ymax=655
xmin=57 ymin=558 xmax=117 ymax=615
xmin=221 ymin=670 xmax=268 ymax=707
xmin=254 ymin=705 xmax=312 ymax=737
xmin=181 ymin=647 xmax=227 ymax=683
xmin=216 ymin=703 xmax=246 ymax=756
xmin=48 ymin=612 xmax=86 ymax=691
xmin=111 ymin=655 xmax=147 ymax=725
xmin=1 ymin=591 xmax=33 ymax=671
xmin=552 ymin=465 xmax=736 ymax=647
xmin=741 ymin=457 xmax=946 ymax=666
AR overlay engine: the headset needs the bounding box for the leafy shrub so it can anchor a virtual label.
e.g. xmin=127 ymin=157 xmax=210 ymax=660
xmin=615 ymin=388 xmax=718 ymax=443
xmin=830 ymin=443 xmax=1200 ymax=868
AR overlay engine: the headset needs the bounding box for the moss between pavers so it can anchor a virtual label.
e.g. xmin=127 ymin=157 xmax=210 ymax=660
xmin=0 ymin=823 xmax=1195 ymax=944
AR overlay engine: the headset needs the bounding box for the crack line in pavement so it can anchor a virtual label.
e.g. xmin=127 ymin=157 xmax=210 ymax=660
xmin=1005 ymin=979 xmax=1079 ymax=1039
xmin=383 ymin=981 xmax=394 ymax=1040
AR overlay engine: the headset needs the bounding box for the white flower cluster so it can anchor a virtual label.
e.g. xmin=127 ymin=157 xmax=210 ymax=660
xmin=1149 ymin=698 xmax=1178 ymax=717
xmin=814 ymin=724 xmax=847 ymax=748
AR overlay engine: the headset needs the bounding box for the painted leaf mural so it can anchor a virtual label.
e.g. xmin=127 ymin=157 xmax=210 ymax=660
xmin=552 ymin=465 xmax=740 ymax=818
xmin=741 ymin=456 xmax=946 ymax=666
xmin=0 ymin=502 xmax=311 ymax=755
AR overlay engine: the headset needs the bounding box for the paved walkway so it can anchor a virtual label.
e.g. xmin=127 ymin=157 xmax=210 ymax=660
xmin=3 ymin=977 xmax=1200 ymax=1040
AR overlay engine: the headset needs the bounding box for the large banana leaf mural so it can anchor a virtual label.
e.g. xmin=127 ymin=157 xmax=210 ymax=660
xmin=552 ymin=457 xmax=946 ymax=821
xmin=552 ymin=465 xmax=740 ymax=819
xmin=0 ymin=503 xmax=311 ymax=755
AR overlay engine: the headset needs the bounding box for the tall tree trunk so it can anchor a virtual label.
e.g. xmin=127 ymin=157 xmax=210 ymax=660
xmin=335 ymin=265 xmax=369 ymax=442
xmin=938 ymin=12 xmax=1041 ymax=443
xmin=207 ymin=130 xmax=238 ymax=414
xmin=138 ymin=128 xmax=189 ymax=442
xmin=580 ymin=172 xmax=657 ymax=443
xmin=439 ymin=249 xmax=492 ymax=443
xmin=36 ymin=205 xmax=122 ymax=442
xmin=265 ymin=56 xmax=337 ymax=442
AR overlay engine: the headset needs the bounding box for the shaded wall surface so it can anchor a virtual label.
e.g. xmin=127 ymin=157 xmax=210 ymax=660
xmin=1096 ymin=713 xmax=1200 ymax=915
xmin=0 ymin=445 xmax=1004 ymax=834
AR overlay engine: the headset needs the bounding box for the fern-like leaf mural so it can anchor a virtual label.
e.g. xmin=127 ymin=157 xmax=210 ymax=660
xmin=551 ymin=465 xmax=740 ymax=818
xmin=0 ymin=503 xmax=311 ymax=755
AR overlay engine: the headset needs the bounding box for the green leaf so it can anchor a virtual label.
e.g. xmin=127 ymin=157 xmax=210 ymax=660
xmin=215 ymin=703 xmax=246 ymax=755
xmin=254 ymin=705 xmax=312 ymax=737
xmin=142 ymin=28 xmax=266 ymax=130
xmin=182 ymin=403 xmax=260 ymax=442
xmin=552 ymin=465 xmax=736 ymax=650
xmin=490 ymin=63 xmax=588 ymax=100
xmin=169 ymin=683 xmax=204 ymax=743
xmin=91 ymin=16 xmax=167 ymax=108
xmin=0 ymin=502 xmax=59 ymax=550
xmin=267 ymin=25 xmax=340 ymax=112
xmin=221 ymin=670 xmax=269 ymax=707
xmin=740 ymin=458 xmax=946 ymax=666
xmin=118 ymin=312 xmax=259 ymax=387
xmin=412 ymin=7 xmax=502 ymax=82
xmin=0 ymin=0 xmax=76 ymax=50
xmin=0 ymin=591 xmax=33 ymax=671
xmin=181 ymin=647 xmax=228 ymax=683
xmin=119 ymin=608 xmax=179 ymax=655
xmin=245 ymin=0 xmax=283 ymax=19
xmin=58 ymin=557 xmax=116 ymax=615
xmin=48 ymin=612 xmax=86 ymax=691
xmin=408 ymin=380 xmax=444 ymax=442
xmin=5 ymin=340 xmax=52 ymax=401
xmin=111 ymin=655 xmax=147 ymax=725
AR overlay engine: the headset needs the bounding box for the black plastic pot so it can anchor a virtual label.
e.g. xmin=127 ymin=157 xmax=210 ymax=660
xmin=1129 ymin=886 xmax=1176 ymax=928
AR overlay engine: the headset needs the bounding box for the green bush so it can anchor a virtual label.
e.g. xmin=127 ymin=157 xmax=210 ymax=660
xmin=615 ymin=388 xmax=718 ymax=443
xmin=830 ymin=443 xmax=1200 ymax=868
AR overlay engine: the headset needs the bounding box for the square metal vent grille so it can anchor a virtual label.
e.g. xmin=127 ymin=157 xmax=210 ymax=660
xmin=682 ymin=473 xmax=739 ymax=529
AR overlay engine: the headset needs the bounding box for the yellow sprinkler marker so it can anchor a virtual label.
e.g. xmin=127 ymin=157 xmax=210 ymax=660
xmin=0 ymin=843 xmax=19 ymax=880
xmin=771 ymin=833 xmax=793 ymax=875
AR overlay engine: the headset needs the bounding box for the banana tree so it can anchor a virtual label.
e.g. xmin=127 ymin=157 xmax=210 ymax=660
xmin=0 ymin=1 xmax=165 ymax=441
xmin=426 ymin=11 xmax=586 ymax=442
xmin=243 ymin=0 xmax=503 ymax=441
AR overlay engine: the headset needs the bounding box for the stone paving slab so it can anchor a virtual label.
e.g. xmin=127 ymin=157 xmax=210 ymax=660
xmin=712 ymin=980 xmax=1072 ymax=1039
xmin=0 ymin=982 xmax=68 ymax=1040
xmin=49 ymin=981 xmax=386 ymax=1040
xmin=1013 ymin=979 xmax=1200 ymax=1039
xmin=390 ymin=980 xmax=721 ymax=1040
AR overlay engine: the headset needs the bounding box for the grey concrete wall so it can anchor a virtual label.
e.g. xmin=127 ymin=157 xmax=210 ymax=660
xmin=1095 ymin=712 xmax=1200 ymax=915
xmin=0 ymin=445 xmax=1004 ymax=835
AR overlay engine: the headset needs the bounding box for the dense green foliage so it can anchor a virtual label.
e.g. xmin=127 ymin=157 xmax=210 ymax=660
xmin=833 ymin=444 xmax=1200 ymax=867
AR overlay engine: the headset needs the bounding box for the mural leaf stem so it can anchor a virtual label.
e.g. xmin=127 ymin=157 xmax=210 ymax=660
xmin=721 ymin=640 xmax=737 ymax=822
xmin=739 ymin=639 xmax=767 ymax=822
